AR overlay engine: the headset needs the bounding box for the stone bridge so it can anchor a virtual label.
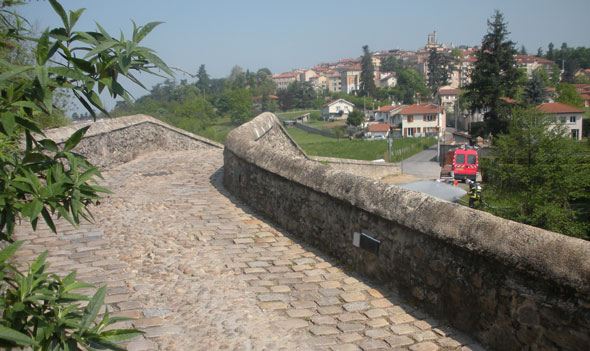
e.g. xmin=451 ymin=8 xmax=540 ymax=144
xmin=12 ymin=114 xmax=590 ymax=351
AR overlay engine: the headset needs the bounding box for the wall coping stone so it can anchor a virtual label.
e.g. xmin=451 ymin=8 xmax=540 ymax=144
xmin=225 ymin=112 xmax=590 ymax=294
xmin=43 ymin=114 xmax=223 ymax=149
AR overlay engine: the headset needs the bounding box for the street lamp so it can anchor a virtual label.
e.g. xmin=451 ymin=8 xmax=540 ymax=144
xmin=387 ymin=126 xmax=393 ymax=163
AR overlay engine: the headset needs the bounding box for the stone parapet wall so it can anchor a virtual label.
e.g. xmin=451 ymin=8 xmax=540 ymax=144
xmin=44 ymin=114 xmax=222 ymax=168
xmin=311 ymin=156 xmax=401 ymax=180
xmin=224 ymin=112 xmax=590 ymax=351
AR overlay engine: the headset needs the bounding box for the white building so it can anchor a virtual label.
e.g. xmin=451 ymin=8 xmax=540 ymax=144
xmin=321 ymin=99 xmax=355 ymax=120
xmin=538 ymin=102 xmax=584 ymax=140
xmin=398 ymin=103 xmax=446 ymax=137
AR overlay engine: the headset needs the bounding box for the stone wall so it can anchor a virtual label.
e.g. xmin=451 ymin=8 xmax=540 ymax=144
xmin=310 ymin=156 xmax=401 ymax=180
xmin=44 ymin=114 xmax=222 ymax=168
xmin=224 ymin=112 xmax=590 ymax=351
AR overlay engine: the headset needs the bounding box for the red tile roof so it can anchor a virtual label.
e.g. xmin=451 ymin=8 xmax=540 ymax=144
xmin=369 ymin=123 xmax=391 ymax=132
xmin=399 ymin=103 xmax=443 ymax=115
xmin=538 ymin=102 xmax=584 ymax=114
xmin=438 ymin=88 xmax=461 ymax=95
xmin=377 ymin=105 xmax=395 ymax=112
xmin=500 ymin=97 xmax=519 ymax=104
xmin=272 ymin=72 xmax=298 ymax=78
xmin=515 ymin=55 xmax=554 ymax=65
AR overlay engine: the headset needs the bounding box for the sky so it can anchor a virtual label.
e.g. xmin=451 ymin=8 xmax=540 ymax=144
xmin=19 ymin=0 xmax=590 ymax=111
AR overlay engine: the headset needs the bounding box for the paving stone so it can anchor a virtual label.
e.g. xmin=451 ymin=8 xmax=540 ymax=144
xmin=271 ymin=285 xmax=291 ymax=293
xmin=311 ymin=315 xmax=338 ymax=325
xmin=366 ymin=318 xmax=389 ymax=328
xmin=321 ymin=281 xmax=341 ymax=289
xmin=331 ymin=344 xmax=361 ymax=351
xmin=390 ymin=313 xmax=417 ymax=325
xmin=318 ymin=306 xmax=343 ymax=315
xmin=338 ymin=312 xmax=367 ymax=322
xmin=365 ymin=328 xmax=392 ymax=339
xmin=370 ymin=298 xmax=393 ymax=308
xmin=437 ymin=337 xmax=462 ymax=348
xmin=277 ymin=318 xmax=309 ymax=330
xmin=391 ymin=324 xmax=419 ymax=335
xmin=358 ymin=339 xmax=390 ymax=350
xmin=343 ymin=301 xmax=371 ymax=312
xmin=411 ymin=330 xmax=439 ymax=342
xmin=337 ymin=323 xmax=365 ymax=333
xmin=310 ymin=326 xmax=341 ymax=336
xmin=338 ymin=332 xmax=363 ymax=343
xmin=409 ymin=342 xmax=440 ymax=351
xmin=385 ymin=335 xmax=415 ymax=348
xmin=340 ymin=291 xmax=366 ymax=303
xmin=286 ymin=308 xmax=314 ymax=318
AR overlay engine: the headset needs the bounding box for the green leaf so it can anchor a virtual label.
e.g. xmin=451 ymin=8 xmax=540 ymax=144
xmin=41 ymin=207 xmax=57 ymax=233
xmin=136 ymin=50 xmax=173 ymax=77
xmin=86 ymin=337 xmax=126 ymax=351
xmin=81 ymin=286 xmax=106 ymax=331
xmin=35 ymin=65 xmax=49 ymax=89
xmin=64 ymin=126 xmax=90 ymax=152
xmin=49 ymin=0 xmax=69 ymax=32
xmin=83 ymin=40 xmax=118 ymax=59
xmin=0 ymin=65 xmax=34 ymax=81
xmin=15 ymin=116 xmax=44 ymax=135
xmin=49 ymin=27 xmax=69 ymax=41
xmin=36 ymin=30 xmax=50 ymax=65
xmin=40 ymin=139 xmax=59 ymax=152
xmin=30 ymin=251 xmax=48 ymax=274
xmin=71 ymin=58 xmax=95 ymax=74
xmin=0 ymin=325 xmax=37 ymax=346
xmin=22 ymin=198 xmax=44 ymax=219
xmin=136 ymin=21 xmax=163 ymax=43
xmin=64 ymin=281 xmax=94 ymax=293
xmin=0 ymin=241 xmax=24 ymax=263
xmin=101 ymin=329 xmax=144 ymax=341
xmin=69 ymin=8 xmax=86 ymax=30
xmin=1 ymin=112 xmax=16 ymax=135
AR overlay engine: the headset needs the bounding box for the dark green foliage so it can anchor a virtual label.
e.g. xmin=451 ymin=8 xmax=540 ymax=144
xmin=523 ymin=70 xmax=546 ymax=106
xmin=278 ymin=81 xmax=316 ymax=111
xmin=379 ymin=55 xmax=403 ymax=73
xmin=484 ymin=108 xmax=590 ymax=238
xmin=0 ymin=0 xmax=171 ymax=348
xmin=196 ymin=64 xmax=210 ymax=96
xmin=360 ymin=45 xmax=376 ymax=97
xmin=427 ymin=48 xmax=451 ymax=93
xmin=555 ymin=83 xmax=584 ymax=108
xmin=464 ymin=10 xmax=524 ymax=137
xmin=346 ymin=109 xmax=364 ymax=127
xmin=396 ymin=69 xmax=430 ymax=104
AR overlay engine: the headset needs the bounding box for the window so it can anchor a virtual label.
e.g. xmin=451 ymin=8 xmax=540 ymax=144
xmin=558 ymin=116 xmax=566 ymax=123
xmin=570 ymin=116 xmax=576 ymax=123
xmin=407 ymin=115 xmax=413 ymax=122
xmin=572 ymin=129 xmax=579 ymax=139
xmin=425 ymin=115 xmax=436 ymax=122
xmin=467 ymin=155 xmax=477 ymax=164
xmin=455 ymin=154 xmax=465 ymax=164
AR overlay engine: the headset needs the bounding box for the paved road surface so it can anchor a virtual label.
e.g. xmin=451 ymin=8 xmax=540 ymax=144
xmin=398 ymin=145 xmax=441 ymax=179
xmin=13 ymin=149 xmax=484 ymax=351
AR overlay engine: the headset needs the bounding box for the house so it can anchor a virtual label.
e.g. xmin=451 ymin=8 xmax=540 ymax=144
xmin=272 ymin=72 xmax=299 ymax=90
xmin=437 ymin=86 xmax=461 ymax=113
xmin=310 ymin=74 xmax=327 ymax=91
xmin=321 ymin=99 xmax=354 ymax=120
xmin=366 ymin=123 xmax=391 ymax=140
xmin=538 ymin=102 xmax=584 ymax=140
xmin=398 ymin=103 xmax=446 ymax=137
xmin=341 ymin=66 xmax=361 ymax=94
xmin=294 ymin=113 xmax=310 ymax=123
xmin=373 ymin=104 xmax=405 ymax=126
xmin=379 ymin=72 xmax=397 ymax=88
xmin=326 ymin=73 xmax=342 ymax=92
xmin=515 ymin=55 xmax=556 ymax=78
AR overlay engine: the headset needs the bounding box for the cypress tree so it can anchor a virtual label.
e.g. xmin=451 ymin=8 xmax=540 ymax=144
xmin=360 ymin=45 xmax=376 ymax=97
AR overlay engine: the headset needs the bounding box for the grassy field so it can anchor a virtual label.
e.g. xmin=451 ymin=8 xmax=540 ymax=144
xmin=276 ymin=110 xmax=319 ymax=120
xmin=285 ymin=127 xmax=436 ymax=162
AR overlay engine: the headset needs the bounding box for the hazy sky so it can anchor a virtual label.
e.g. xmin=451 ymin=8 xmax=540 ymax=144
xmin=20 ymin=0 xmax=590 ymax=108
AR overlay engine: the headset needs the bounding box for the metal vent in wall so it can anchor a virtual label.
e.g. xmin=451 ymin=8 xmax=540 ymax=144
xmin=353 ymin=232 xmax=380 ymax=255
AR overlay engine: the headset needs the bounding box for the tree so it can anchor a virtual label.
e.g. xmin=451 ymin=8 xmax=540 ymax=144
xmin=380 ymin=55 xmax=403 ymax=73
xmin=359 ymin=45 xmax=376 ymax=97
xmin=555 ymin=83 xmax=584 ymax=108
xmin=0 ymin=0 xmax=171 ymax=348
xmin=196 ymin=64 xmax=210 ymax=96
xmin=519 ymin=44 xmax=527 ymax=55
xmin=219 ymin=88 xmax=253 ymax=124
xmin=346 ymin=109 xmax=364 ymax=127
xmin=484 ymin=108 xmax=589 ymax=238
xmin=396 ymin=69 xmax=430 ymax=104
xmin=333 ymin=126 xmax=344 ymax=142
xmin=536 ymin=47 xmax=544 ymax=57
xmin=450 ymin=48 xmax=464 ymax=59
xmin=547 ymin=42 xmax=554 ymax=61
xmin=427 ymin=48 xmax=450 ymax=93
xmin=463 ymin=10 xmax=524 ymax=137
xmin=523 ymin=70 xmax=546 ymax=106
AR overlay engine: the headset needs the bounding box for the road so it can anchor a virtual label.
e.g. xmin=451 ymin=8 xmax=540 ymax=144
xmin=398 ymin=144 xmax=441 ymax=179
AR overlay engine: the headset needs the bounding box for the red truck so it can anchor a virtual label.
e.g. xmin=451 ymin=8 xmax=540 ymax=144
xmin=440 ymin=148 xmax=478 ymax=182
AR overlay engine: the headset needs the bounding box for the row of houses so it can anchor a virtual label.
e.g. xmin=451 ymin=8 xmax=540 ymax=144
xmin=272 ymin=32 xmax=559 ymax=95
xmin=323 ymin=96 xmax=584 ymax=141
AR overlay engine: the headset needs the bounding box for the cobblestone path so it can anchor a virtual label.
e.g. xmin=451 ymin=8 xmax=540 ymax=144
xmin=13 ymin=149 xmax=484 ymax=351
